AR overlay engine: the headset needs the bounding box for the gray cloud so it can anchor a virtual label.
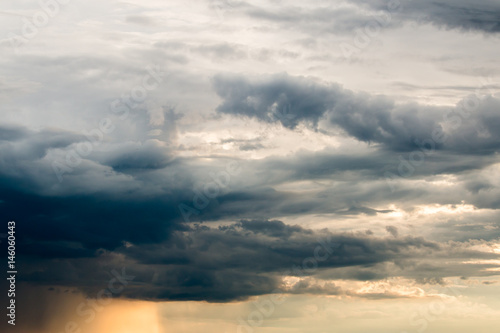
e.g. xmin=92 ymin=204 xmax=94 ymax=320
xmin=1 ymin=0 xmax=499 ymax=325
xmin=17 ymin=220 xmax=499 ymax=302
xmin=355 ymin=0 xmax=500 ymax=33
xmin=237 ymin=0 xmax=500 ymax=35
xmin=386 ymin=225 xmax=398 ymax=237
xmin=214 ymin=73 xmax=500 ymax=154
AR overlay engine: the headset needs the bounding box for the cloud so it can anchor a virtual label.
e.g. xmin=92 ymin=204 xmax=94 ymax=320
xmin=1 ymin=1 xmax=499 ymax=330
xmin=237 ymin=0 xmax=500 ymax=35
xmin=354 ymin=0 xmax=500 ymax=33
xmin=213 ymin=73 xmax=500 ymax=154
xmin=386 ymin=225 xmax=398 ymax=237
xmin=97 ymin=140 xmax=174 ymax=171
xmin=14 ymin=220 xmax=499 ymax=302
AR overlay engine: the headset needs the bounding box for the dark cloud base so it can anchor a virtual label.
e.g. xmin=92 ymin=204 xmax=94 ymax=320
xmin=2 ymin=219 xmax=497 ymax=302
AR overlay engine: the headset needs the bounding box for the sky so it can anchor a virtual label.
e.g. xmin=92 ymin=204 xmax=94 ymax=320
xmin=0 ymin=0 xmax=500 ymax=332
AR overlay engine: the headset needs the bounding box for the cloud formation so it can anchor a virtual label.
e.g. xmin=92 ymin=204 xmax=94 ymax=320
xmin=16 ymin=220 xmax=500 ymax=302
xmin=214 ymin=73 xmax=500 ymax=153
xmin=0 ymin=0 xmax=499 ymax=315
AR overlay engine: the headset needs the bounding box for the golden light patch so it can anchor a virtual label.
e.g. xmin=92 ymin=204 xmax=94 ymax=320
xmin=85 ymin=300 xmax=160 ymax=333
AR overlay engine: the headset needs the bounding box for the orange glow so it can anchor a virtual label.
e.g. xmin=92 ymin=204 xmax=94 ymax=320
xmin=85 ymin=300 xmax=160 ymax=333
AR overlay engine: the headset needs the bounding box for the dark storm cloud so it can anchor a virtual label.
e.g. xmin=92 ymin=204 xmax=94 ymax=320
xmin=17 ymin=220 xmax=499 ymax=302
xmin=0 ymin=126 xmax=193 ymax=254
xmin=213 ymin=73 xmax=500 ymax=154
xmin=0 ymin=127 xmax=498 ymax=302
xmin=0 ymin=113 xmax=498 ymax=304
xmin=2 ymin=188 xmax=184 ymax=252
xmin=0 ymin=124 xmax=497 ymax=248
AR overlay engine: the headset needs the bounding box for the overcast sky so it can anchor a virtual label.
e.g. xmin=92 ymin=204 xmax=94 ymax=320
xmin=1 ymin=0 xmax=500 ymax=332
